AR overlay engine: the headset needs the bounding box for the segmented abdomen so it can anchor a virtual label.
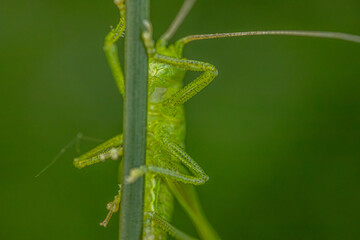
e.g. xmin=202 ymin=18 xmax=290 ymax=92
xmin=143 ymin=145 xmax=175 ymax=240
xmin=142 ymin=103 xmax=185 ymax=239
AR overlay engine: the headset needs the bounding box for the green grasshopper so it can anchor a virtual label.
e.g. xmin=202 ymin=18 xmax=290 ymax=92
xmin=73 ymin=0 xmax=360 ymax=239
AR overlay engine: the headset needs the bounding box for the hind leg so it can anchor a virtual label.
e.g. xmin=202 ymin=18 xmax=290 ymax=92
xmin=144 ymin=212 xmax=198 ymax=240
xmin=125 ymin=137 xmax=209 ymax=185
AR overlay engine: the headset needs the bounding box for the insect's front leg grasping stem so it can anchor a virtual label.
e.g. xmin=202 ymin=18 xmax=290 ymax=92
xmin=143 ymin=20 xmax=219 ymax=116
xmin=148 ymin=54 xmax=218 ymax=116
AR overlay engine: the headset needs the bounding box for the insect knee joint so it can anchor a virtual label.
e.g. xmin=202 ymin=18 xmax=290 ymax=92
xmin=208 ymin=65 xmax=218 ymax=76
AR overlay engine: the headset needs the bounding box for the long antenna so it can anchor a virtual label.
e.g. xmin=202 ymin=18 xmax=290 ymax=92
xmin=177 ymin=30 xmax=360 ymax=45
xmin=160 ymin=0 xmax=197 ymax=42
xmin=35 ymin=133 xmax=103 ymax=177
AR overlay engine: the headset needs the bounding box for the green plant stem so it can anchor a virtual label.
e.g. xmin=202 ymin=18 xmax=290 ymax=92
xmin=120 ymin=0 xmax=149 ymax=239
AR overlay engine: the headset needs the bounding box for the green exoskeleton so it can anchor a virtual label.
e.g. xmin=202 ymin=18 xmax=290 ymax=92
xmin=73 ymin=0 xmax=360 ymax=239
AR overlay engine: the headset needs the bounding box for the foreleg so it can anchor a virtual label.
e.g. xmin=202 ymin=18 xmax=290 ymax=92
xmin=156 ymin=55 xmax=218 ymax=113
xmin=142 ymin=20 xmax=218 ymax=114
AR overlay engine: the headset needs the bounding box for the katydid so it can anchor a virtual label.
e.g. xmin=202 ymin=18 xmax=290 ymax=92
xmin=72 ymin=0 xmax=360 ymax=239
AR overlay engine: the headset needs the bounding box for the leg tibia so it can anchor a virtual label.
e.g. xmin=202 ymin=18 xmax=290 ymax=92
xmin=164 ymin=140 xmax=209 ymax=183
xmin=73 ymin=134 xmax=123 ymax=169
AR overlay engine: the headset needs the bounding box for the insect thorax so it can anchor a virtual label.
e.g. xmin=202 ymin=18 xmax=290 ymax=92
xmin=148 ymin=43 xmax=185 ymax=103
xmin=146 ymin=43 xmax=187 ymax=142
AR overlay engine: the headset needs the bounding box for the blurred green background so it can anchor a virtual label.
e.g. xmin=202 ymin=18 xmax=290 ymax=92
xmin=1 ymin=0 xmax=360 ymax=239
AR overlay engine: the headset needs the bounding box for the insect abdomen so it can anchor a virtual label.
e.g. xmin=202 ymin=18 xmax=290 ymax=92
xmin=143 ymin=149 xmax=175 ymax=239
